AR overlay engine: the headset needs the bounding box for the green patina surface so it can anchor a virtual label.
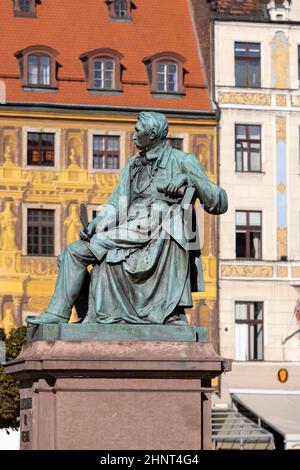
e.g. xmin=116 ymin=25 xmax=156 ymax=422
xmin=27 ymin=324 xmax=207 ymax=343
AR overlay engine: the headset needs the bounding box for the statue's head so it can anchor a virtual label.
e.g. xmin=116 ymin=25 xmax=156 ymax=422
xmin=133 ymin=111 xmax=168 ymax=151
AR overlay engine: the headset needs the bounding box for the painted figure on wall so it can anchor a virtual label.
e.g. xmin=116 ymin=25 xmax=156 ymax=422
xmin=26 ymin=112 xmax=228 ymax=326
xmin=64 ymin=204 xmax=82 ymax=245
xmin=0 ymin=201 xmax=18 ymax=251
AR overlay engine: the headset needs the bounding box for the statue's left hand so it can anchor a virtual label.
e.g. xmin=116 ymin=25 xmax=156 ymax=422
xmin=164 ymin=174 xmax=188 ymax=198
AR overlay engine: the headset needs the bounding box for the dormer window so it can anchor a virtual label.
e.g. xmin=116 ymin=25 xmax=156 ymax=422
xmin=80 ymin=48 xmax=123 ymax=92
xmin=13 ymin=0 xmax=37 ymax=17
xmin=15 ymin=45 xmax=59 ymax=89
xmin=105 ymin=0 xmax=133 ymax=21
xmin=267 ymin=0 xmax=290 ymax=21
xmin=28 ymin=54 xmax=50 ymax=86
xmin=143 ymin=52 xmax=186 ymax=95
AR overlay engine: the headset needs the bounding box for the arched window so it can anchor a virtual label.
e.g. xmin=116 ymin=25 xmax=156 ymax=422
xmin=93 ymin=58 xmax=115 ymax=89
xmin=13 ymin=0 xmax=36 ymax=17
xmin=80 ymin=48 xmax=123 ymax=92
xmin=114 ymin=0 xmax=127 ymax=17
xmin=15 ymin=45 xmax=59 ymax=89
xmin=28 ymin=54 xmax=50 ymax=86
xmin=143 ymin=52 xmax=186 ymax=95
xmin=157 ymin=62 xmax=178 ymax=93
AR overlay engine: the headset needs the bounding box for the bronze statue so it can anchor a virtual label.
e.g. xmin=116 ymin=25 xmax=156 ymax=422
xmin=26 ymin=112 xmax=227 ymax=326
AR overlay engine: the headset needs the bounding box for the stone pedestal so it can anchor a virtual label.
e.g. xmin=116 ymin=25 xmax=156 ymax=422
xmin=5 ymin=340 xmax=231 ymax=450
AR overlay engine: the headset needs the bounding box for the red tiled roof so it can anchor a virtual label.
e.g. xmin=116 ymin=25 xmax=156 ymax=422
xmin=213 ymin=0 xmax=285 ymax=16
xmin=0 ymin=0 xmax=211 ymax=112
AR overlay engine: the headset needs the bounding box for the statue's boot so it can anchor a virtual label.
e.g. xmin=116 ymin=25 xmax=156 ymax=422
xmin=26 ymin=312 xmax=69 ymax=325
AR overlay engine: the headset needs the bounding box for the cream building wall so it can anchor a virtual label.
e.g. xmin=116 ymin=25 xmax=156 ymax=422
xmin=215 ymin=16 xmax=300 ymax=402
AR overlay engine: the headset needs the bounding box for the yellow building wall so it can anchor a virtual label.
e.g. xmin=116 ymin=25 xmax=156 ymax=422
xmin=0 ymin=110 xmax=217 ymax=340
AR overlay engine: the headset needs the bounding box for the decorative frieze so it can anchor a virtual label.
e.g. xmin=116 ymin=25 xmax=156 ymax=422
xmin=218 ymin=91 xmax=271 ymax=106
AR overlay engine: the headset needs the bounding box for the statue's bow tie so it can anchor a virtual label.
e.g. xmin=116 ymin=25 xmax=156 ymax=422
xmin=131 ymin=152 xmax=158 ymax=179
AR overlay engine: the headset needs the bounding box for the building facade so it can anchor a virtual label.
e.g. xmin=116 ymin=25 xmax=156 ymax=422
xmin=0 ymin=1 xmax=219 ymax=342
xmin=212 ymin=0 xmax=300 ymax=448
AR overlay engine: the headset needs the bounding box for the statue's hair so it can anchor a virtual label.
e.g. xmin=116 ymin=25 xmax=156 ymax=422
xmin=138 ymin=111 xmax=168 ymax=141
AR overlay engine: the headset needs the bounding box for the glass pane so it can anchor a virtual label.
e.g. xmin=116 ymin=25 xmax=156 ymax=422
xmin=249 ymin=149 xmax=261 ymax=171
xmin=249 ymin=126 xmax=260 ymax=139
xmin=235 ymin=303 xmax=247 ymax=320
xmin=236 ymin=125 xmax=246 ymax=140
xmin=236 ymin=148 xmax=243 ymax=171
xmin=235 ymin=323 xmax=248 ymax=361
xmin=20 ymin=0 xmax=30 ymax=12
xmin=235 ymin=59 xmax=246 ymax=86
xmin=235 ymin=43 xmax=247 ymax=57
xmin=93 ymin=136 xmax=105 ymax=151
xmin=114 ymin=0 xmax=127 ymax=17
xmin=105 ymin=61 xmax=114 ymax=71
xmin=236 ymin=211 xmax=247 ymax=226
xmin=28 ymin=55 xmax=38 ymax=85
xmin=249 ymin=60 xmax=260 ymax=86
xmin=39 ymin=56 xmax=50 ymax=85
xmin=157 ymin=63 xmax=165 ymax=73
xmin=248 ymin=44 xmax=260 ymax=58
xmin=249 ymin=302 xmax=263 ymax=320
xmin=236 ymin=231 xmax=247 ymax=257
xmin=250 ymin=324 xmax=263 ymax=360
xmin=249 ymin=212 xmax=261 ymax=225
xmin=250 ymin=231 xmax=261 ymax=258
xmin=107 ymin=136 xmax=119 ymax=151
xmin=93 ymin=156 xmax=104 ymax=169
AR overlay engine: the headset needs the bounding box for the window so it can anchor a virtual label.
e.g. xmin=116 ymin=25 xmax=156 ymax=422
xmin=235 ymin=42 xmax=261 ymax=87
xmin=143 ymin=52 xmax=186 ymax=94
xmin=13 ymin=0 xmax=36 ymax=17
xmin=157 ymin=62 xmax=178 ymax=93
xmin=235 ymin=125 xmax=261 ymax=172
xmin=236 ymin=210 xmax=262 ymax=259
xmin=106 ymin=0 xmax=132 ymax=20
xmin=93 ymin=135 xmax=120 ymax=169
xmin=114 ymin=0 xmax=127 ymax=17
xmin=167 ymin=138 xmax=183 ymax=151
xmin=19 ymin=0 xmax=30 ymax=11
xmin=15 ymin=46 xmax=58 ymax=88
xmin=27 ymin=209 xmax=55 ymax=256
xmin=80 ymin=48 xmax=123 ymax=91
xmin=28 ymin=54 xmax=50 ymax=86
xmin=93 ymin=58 xmax=115 ymax=89
xmin=235 ymin=302 xmax=264 ymax=361
xmin=27 ymin=132 xmax=55 ymax=166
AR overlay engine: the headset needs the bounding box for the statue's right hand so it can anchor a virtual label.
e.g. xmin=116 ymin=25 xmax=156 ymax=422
xmin=80 ymin=228 xmax=89 ymax=241
xmin=80 ymin=220 xmax=97 ymax=241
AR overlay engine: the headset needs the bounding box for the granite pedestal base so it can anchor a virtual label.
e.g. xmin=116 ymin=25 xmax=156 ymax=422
xmin=5 ymin=340 xmax=231 ymax=450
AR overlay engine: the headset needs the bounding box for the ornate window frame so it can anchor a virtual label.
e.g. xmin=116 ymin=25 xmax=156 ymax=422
xmin=15 ymin=45 xmax=59 ymax=89
xmin=142 ymin=52 xmax=186 ymax=95
xmin=22 ymin=126 xmax=61 ymax=171
xmin=13 ymin=0 xmax=38 ymax=18
xmin=80 ymin=48 xmax=123 ymax=92
xmin=22 ymin=202 xmax=61 ymax=256
xmin=87 ymin=129 xmax=126 ymax=173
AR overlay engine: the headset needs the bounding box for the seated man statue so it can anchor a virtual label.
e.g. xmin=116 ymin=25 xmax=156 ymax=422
xmin=26 ymin=111 xmax=228 ymax=326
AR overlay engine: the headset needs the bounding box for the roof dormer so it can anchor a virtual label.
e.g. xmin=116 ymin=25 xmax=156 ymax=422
xmin=267 ymin=1 xmax=290 ymax=21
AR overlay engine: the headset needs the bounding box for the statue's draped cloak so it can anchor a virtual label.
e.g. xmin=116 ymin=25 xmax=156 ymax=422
xmin=86 ymin=145 xmax=227 ymax=324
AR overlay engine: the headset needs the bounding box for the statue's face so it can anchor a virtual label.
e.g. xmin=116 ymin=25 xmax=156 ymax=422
xmin=133 ymin=119 xmax=156 ymax=151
